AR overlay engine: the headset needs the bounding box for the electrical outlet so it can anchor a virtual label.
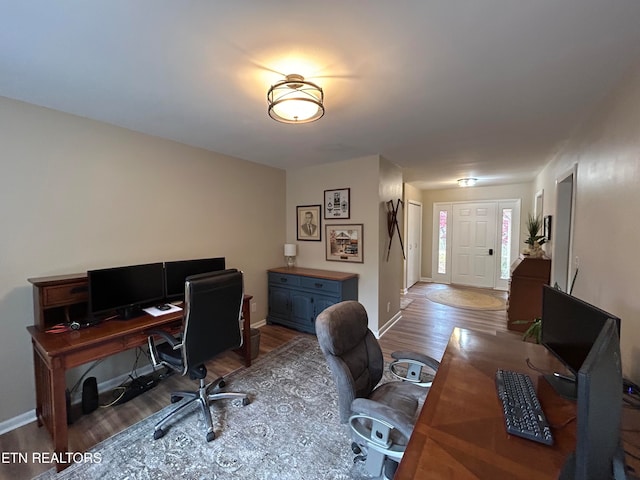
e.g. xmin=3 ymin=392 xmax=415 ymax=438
xmin=251 ymin=302 xmax=257 ymax=313
xmin=575 ymin=256 xmax=580 ymax=268
xmin=387 ymin=302 xmax=391 ymax=313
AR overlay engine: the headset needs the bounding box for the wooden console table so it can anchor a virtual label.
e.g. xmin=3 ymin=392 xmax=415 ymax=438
xmin=395 ymin=328 xmax=576 ymax=479
xmin=27 ymin=273 xmax=253 ymax=471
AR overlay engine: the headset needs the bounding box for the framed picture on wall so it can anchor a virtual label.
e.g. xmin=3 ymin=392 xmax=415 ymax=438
xmin=296 ymin=205 xmax=322 ymax=241
xmin=325 ymin=224 xmax=363 ymax=263
xmin=324 ymin=188 xmax=350 ymax=219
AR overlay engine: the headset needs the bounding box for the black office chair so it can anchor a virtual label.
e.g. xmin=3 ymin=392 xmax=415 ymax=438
xmin=147 ymin=269 xmax=250 ymax=442
xmin=316 ymin=301 xmax=440 ymax=479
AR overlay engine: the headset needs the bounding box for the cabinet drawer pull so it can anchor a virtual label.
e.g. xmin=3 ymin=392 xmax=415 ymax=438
xmin=315 ymin=283 xmax=323 ymax=288
xmin=280 ymin=277 xmax=288 ymax=283
xmin=70 ymin=285 xmax=88 ymax=294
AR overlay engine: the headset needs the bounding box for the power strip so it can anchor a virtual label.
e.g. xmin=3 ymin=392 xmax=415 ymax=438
xmin=113 ymin=374 xmax=158 ymax=405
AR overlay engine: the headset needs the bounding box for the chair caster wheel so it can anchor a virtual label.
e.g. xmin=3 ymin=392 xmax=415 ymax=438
xmin=351 ymin=442 xmax=362 ymax=455
xmin=153 ymin=428 xmax=165 ymax=440
xmin=170 ymin=395 xmax=182 ymax=403
xmin=206 ymin=431 xmax=216 ymax=442
xmin=242 ymin=397 xmax=250 ymax=406
xmin=218 ymin=380 xmax=226 ymax=388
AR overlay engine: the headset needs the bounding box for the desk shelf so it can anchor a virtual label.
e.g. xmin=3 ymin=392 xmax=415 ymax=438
xmin=29 ymin=273 xmax=89 ymax=331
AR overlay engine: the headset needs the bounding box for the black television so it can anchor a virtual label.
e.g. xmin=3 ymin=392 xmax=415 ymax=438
xmin=541 ymin=285 xmax=621 ymax=400
xmin=559 ymin=318 xmax=626 ymax=480
xmin=164 ymin=257 xmax=226 ymax=300
xmin=88 ymin=262 xmax=165 ymax=320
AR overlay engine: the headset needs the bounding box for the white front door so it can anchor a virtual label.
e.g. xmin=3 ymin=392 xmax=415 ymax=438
xmin=407 ymin=201 xmax=422 ymax=288
xmin=451 ymin=202 xmax=497 ymax=288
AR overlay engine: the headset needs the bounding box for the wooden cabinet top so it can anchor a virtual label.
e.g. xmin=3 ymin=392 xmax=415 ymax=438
xmin=268 ymin=266 xmax=358 ymax=281
xmin=28 ymin=272 xmax=87 ymax=287
xmin=511 ymin=255 xmax=551 ymax=278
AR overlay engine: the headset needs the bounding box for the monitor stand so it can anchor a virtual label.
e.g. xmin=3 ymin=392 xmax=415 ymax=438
xmin=115 ymin=305 xmax=143 ymax=320
xmin=558 ymin=446 xmax=627 ymax=480
xmin=543 ymin=373 xmax=577 ymax=401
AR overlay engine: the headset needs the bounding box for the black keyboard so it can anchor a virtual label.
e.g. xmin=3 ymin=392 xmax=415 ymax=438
xmin=495 ymin=369 xmax=554 ymax=445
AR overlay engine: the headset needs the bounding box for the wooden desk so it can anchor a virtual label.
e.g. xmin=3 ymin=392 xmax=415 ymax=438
xmin=395 ymin=328 xmax=577 ymax=479
xmin=26 ymin=294 xmax=252 ymax=472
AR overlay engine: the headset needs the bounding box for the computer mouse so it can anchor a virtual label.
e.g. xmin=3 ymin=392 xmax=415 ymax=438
xmin=155 ymin=304 xmax=172 ymax=311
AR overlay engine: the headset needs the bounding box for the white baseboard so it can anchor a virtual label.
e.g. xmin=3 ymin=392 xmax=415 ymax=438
xmin=376 ymin=311 xmax=402 ymax=339
xmin=252 ymin=319 xmax=267 ymax=328
xmin=0 ymin=410 xmax=37 ymax=436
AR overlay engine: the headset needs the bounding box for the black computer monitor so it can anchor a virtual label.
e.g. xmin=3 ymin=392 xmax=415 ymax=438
xmin=88 ymin=262 xmax=165 ymax=320
xmin=559 ymin=318 xmax=626 ymax=480
xmin=164 ymin=257 xmax=226 ymax=300
xmin=541 ymin=285 xmax=621 ymax=399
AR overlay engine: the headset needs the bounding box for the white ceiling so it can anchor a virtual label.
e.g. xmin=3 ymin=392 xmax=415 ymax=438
xmin=2 ymin=1 xmax=640 ymax=189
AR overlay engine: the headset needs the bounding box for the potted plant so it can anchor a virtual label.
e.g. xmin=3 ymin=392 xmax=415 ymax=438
xmin=524 ymin=213 xmax=545 ymax=258
xmin=516 ymin=317 xmax=542 ymax=343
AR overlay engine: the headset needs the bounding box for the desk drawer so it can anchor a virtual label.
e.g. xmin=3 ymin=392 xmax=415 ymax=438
xmin=298 ymin=277 xmax=340 ymax=293
xmin=43 ymin=282 xmax=88 ymax=307
xmin=268 ymin=272 xmax=301 ymax=287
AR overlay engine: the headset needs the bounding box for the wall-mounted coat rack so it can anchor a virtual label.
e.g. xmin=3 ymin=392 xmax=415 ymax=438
xmin=386 ymin=199 xmax=405 ymax=261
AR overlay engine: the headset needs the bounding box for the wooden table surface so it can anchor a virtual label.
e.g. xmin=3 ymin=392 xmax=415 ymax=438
xmin=395 ymin=328 xmax=577 ymax=480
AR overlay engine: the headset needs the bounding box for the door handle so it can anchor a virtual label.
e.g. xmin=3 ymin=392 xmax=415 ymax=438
xmin=489 ymin=248 xmax=494 ymax=256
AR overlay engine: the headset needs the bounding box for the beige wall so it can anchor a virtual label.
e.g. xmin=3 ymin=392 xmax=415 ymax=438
xmin=286 ymin=155 xmax=402 ymax=333
xmin=419 ymin=183 xmax=534 ymax=279
xmin=378 ymin=157 xmax=404 ymax=330
xmin=532 ymin=63 xmax=640 ymax=382
xmin=0 ymin=96 xmax=286 ymax=423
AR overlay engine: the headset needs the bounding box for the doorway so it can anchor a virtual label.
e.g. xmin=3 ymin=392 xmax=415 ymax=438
xmin=552 ymin=166 xmax=577 ymax=292
xmin=432 ymin=199 xmax=521 ymax=290
xmin=407 ymin=201 xmax=422 ymax=289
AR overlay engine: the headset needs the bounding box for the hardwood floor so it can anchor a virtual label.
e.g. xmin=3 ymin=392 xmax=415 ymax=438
xmin=0 ymin=282 xmax=515 ymax=480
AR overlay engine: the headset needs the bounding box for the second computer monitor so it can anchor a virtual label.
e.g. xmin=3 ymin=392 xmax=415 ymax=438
xmin=164 ymin=257 xmax=226 ymax=300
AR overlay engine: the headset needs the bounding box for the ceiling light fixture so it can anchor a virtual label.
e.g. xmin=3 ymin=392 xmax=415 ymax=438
xmin=267 ymin=74 xmax=324 ymax=124
xmin=457 ymin=178 xmax=478 ymax=187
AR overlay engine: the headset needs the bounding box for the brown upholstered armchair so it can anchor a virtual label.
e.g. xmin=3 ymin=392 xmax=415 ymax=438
xmin=316 ymin=300 xmax=439 ymax=479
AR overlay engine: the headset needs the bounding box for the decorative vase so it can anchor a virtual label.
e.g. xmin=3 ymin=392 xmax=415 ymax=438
xmin=529 ymin=241 xmax=544 ymax=258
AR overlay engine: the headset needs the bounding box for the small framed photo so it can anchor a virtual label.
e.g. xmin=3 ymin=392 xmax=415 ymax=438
xmin=326 ymin=224 xmax=363 ymax=263
xmin=544 ymin=215 xmax=552 ymax=241
xmin=324 ymin=188 xmax=350 ymax=219
xmin=297 ymin=205 xmax=321 ymax=241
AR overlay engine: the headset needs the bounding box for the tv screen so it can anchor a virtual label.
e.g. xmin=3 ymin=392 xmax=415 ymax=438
xmin=88 ymin=262 xmax=165 ymax=319
xmin=540 ymin=285 xmax=620 ymax=399
xmin=559 ymin=318 xmax=626 ymax=480
xmin=164 ymin=257 xmax=226 ymax=300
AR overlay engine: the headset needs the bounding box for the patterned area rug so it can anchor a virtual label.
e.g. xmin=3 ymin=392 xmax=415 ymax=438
xmin=35 ymin=336 xmax=373 ymax=480
xmin=426 ymin=286 xmax=506 ymax=311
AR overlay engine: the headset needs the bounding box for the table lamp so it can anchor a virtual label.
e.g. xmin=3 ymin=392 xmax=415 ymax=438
xmin=284 ymin=244 xmax=297 ymax=268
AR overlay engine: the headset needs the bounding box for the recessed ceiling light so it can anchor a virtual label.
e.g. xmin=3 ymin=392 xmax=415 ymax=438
xmin=457 ymin=178 xmax=478 ymax=187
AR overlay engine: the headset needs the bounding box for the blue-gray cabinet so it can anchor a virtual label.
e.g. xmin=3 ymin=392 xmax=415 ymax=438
xmin=267 ymin=267 xmax=358 ymax=334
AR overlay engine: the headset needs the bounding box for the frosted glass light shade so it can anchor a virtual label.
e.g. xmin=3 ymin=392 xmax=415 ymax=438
xmin=267 ymin=74 xmax=324 ymax=124
xmin=284 ymin=244 xmax=297 ymax=256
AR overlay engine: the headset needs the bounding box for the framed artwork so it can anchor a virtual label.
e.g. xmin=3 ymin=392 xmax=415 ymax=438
xmin=324 ymin=188 xmax=350 ymax=219
xmin=544 ymin=215 xmax=552 ymax=241
xmin=325 ymin=224 xmax=363 ymax=263
xmin=297 ymin=205 xmax=322 ymax=241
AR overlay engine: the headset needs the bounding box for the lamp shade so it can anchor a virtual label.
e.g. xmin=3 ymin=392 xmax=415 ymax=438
xmin=284 ymin=244 xmax=297 ymax=257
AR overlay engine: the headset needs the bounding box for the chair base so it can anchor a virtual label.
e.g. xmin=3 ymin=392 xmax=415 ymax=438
xmin=153 ymin=376 xmax=249 ymax=441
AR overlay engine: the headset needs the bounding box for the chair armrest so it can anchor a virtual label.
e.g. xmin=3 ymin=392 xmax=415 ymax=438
xmin=389 ymin=351 xmax=440 ymax=387
xmin=147 ymin=329 xmax=181 ymax=349
xmin=350 ymin=397 xmax=414 ymax=443
xmin=147 ymin=329 xmax=182 ymax=367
